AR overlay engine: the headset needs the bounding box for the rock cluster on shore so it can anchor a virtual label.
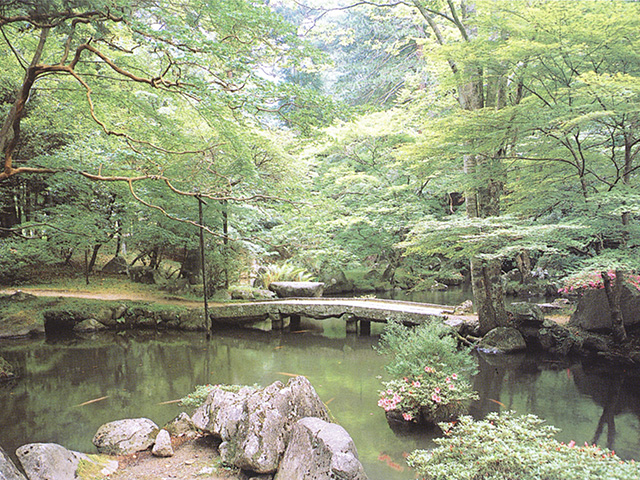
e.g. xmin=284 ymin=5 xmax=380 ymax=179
xmin=0 ymin=376 xmax=367 ymax=480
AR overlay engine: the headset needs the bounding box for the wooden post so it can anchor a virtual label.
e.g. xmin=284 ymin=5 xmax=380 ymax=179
xmin=197 ymin=195 xmax=211 ymax=339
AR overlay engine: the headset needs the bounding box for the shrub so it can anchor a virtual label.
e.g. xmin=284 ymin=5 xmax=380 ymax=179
xmin=559 ymin=270 xmax=640 ymax=294
xmin=407 ymin=412 xmax=640 ymax=480
xmin=255 ymin=262 xmax=314 ymax=289
xmin=375 ymin=321 xmax=478 ymax=424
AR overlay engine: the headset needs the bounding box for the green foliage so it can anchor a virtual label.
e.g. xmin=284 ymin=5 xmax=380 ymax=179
xmin=376 ymin=321 xmax=478 ymax=423
xmin=180 ymin=383 xmax=258 ymax=408
xmin=255 ymin=262 xmax=314 ymax=289
xmin=377 ymin=321 xmax=477 ymax=380
xmin=407 ymin=412 xmax=640 ymax=480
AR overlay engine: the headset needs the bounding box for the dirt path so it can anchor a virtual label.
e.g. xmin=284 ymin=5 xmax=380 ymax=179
xmin=0 ymin=287 xmax=217 ymax=308
xmin=108 ymin=436 xmax=240 ymax=480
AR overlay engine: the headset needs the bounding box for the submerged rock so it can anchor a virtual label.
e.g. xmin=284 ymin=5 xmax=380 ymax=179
xmin=478 ymin=327 xmax=527 ymax=354
xmin=16 ymin=443 xmax=117 ymax=480
xmin=92 ymin=418 xmax=158 ymax=455
xmin=275 ymin=417 xmax=367 ymax=480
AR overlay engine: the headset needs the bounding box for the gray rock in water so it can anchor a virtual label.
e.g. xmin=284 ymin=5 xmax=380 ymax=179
xmin=151 ymin=429 xmax=173 ymax=457
xmin=0 ymin=444 xmax=26 ymax=480
xmin=16 ymin=443 xmax=117 ymax=480
xmin=194 ymin=377 xmax=329 ymax=474
xmin=224 ymin=376 xmax=330 ymax=473
xmin=274 ymin=417 xmax=367 ymax=480
xmin=92 ymin=418 xmax=158 ymax=455
xmin=268 ymin=282 xmax=324 ymax=298
xmin=478 ymin=327 xmax=527 ymax=354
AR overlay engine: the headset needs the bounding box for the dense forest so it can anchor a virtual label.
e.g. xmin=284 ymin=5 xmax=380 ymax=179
xmin=2 ymin=0 xmax=640 ymax=336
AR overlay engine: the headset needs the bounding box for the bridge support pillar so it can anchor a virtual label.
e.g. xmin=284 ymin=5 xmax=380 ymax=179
xmin=360 ymin=320 xmax=371 ymax=336
xmin=289 ymin=314 xmax=301 ymax=331
xmin=345 ymin=314 xmax=358 ymax=334
xmin=270 ymin=313 xmax=284 ymax=331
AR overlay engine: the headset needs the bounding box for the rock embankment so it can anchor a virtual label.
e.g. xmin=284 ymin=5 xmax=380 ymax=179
xmin=0 ymin=377 xmax=368 ymax=480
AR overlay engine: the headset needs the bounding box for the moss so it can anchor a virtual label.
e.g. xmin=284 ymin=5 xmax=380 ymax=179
xmin=76 ymin=455 xmax=118 ymax=480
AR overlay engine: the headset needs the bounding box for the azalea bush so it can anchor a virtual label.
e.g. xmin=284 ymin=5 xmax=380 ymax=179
xmin=378 ymin=367 xmax=478 ymax=423
xmin=407 ymin=412 xmax=640 ymax=480
xmin=558 ymin=270 xmax=640 ymax=295
xmin=376 ymin=320 xmax=478 ymax=424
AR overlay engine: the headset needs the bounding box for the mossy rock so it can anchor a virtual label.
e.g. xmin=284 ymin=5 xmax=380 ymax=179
xmin=77 ymin=454 xmax=119 ymax=480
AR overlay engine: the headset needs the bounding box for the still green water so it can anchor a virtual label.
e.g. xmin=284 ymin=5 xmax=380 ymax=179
xmin=1 ymin=319 xmax=640 ymax=480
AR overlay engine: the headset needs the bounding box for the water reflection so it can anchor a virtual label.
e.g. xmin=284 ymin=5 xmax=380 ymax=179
xmin=1 ymin=328 xmax=639 ymax=480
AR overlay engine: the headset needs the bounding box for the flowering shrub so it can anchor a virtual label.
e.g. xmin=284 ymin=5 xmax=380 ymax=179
xmin=378 ymin=367 xmax=477 ymax=424
xmin=407 ymin=412 xmax=640 ymax=480
xmin=376 ymin=321 xmax=478 ymax=424
xmin=558 ymin=270 xmax=640 ymax=294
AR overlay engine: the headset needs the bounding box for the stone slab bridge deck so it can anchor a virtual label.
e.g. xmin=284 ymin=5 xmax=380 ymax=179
xmin=210 ymin=297 xmax=456 ymax=335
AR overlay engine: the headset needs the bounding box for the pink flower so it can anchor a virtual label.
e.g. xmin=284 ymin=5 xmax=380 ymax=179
xmin=403 ymin=377 xmax=409 ymax=383
xmin=432 ymin=393 xmax=442 ymax=403
xmin=424 ymin=366 xmax=434 ymax=374
xmin=568 ymin=440 xmax=576 ymax=448
xmin=402 ymin=412 xmax=413 ymax=421
xmin=448 ymin=384 xmax=455 ymax=390
xmin=434 ymin=387 xmax=441 ymax=394
xmin=451 ymin=373 xmax=458 ymax=380
xmin=412 ymin=381 xmax=421 ymax=388
xmin=445 ymin=377 xmax=451 ymax=383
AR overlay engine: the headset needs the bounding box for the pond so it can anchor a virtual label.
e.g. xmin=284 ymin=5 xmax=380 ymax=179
xmin=1 ymin=319 xmax=640 ymax=480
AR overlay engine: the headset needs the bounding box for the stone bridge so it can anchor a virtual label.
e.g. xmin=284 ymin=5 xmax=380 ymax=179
xmin=210 ymin=297 xmax=453 ymax=335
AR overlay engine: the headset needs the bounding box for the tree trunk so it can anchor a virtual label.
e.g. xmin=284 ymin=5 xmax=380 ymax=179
xmin=601 ymin=270 xmax=627 ymax=343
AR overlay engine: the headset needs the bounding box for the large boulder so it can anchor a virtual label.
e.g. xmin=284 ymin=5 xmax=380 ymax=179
xmin=274 ymin=417 xmax=367 ymax=480
xmin=92 ymin=418 xmax=158 ymax=455
xmin=224 ymin=376 xmax=330 ymax=473
xmin=16 ymin=443 xmax=117 ymax=480
xmin=193 ymin=377 xmax=330 ymax=474
xmin=569 ymin=286 xmax=640 ymax=331
xmin=269 ymin=282 xmax=324 ymax=298
xmin=478 ymin=327 xmax=527 ymax=354
xmin=192 ymin=387 xmax=256 ymax=439
xmin=0 ymin=444 xmax=26 ymax=480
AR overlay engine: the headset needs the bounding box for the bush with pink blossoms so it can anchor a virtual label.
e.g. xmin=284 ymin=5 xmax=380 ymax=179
xmin=378 ymin=366 xmax=478 ymax=424
xmin=558 ymin=270 xmax=640 ymax=295
xmin=376 ymin=321 xmax=478 ymax=425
